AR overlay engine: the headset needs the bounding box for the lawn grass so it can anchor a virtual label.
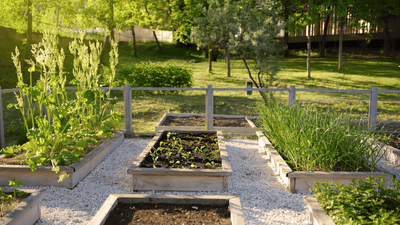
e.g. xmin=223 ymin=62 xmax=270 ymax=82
xmin=1 ymin=40 xmax=400 ymax=146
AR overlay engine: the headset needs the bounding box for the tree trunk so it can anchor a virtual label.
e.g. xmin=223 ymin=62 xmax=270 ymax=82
xmin=338 ymin=20 xmax=343 ymax=70
xmin=307 ymin=1 xmax=311 ymax=79
xmin=224 ymin=46 xmax=230 ymax=77
xmin=242 ymin=57 xmax=267 ymax=102
xmin=320 ymin=11 xmax=331 ymax=57
xmin=131 ymin=26 xmax=137 ymax=57
xmin=284 ymin=31 xmax=289 ymax=57
xmin=212 ymin=48 xmax=218 ymax=61
xmin=153 ymin=30 xmax=162 ymax=52
xmin=100 ymin=0 xmax=115 ymax=64
xmin=208 ymin=46 xmax=212 ymax=73
xmin=283 ymin=2 xmax=289 ymax=57
xmin=100 ymin=35 xmax=111 ymax=64
xmin=383 ymin=17 xmax=391 ymax=55
xmin=26 ymin=0 xmax=33 ymax=60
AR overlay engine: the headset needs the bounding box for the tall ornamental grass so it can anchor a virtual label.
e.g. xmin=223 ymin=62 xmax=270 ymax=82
xmin=257 ymin=101 xmax=385 ymax=172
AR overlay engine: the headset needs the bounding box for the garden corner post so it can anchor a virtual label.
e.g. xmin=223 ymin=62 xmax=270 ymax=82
xmin=368 ymin=86 xmax=378 ymax=131
xmin=0 ymin=87 xmax=4 ymax=149
xmin=124 ymin=84 xmax=133 ymax=137
xmin=206 ymin=85 xmax=214 ymax=131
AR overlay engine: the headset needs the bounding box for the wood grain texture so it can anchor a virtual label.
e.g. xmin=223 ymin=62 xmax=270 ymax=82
xmin=304 ymin=196 xmax=335 ymax=225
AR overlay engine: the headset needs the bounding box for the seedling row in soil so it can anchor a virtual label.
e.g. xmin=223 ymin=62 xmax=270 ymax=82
xmin=140 ymin=132 xmax=222 ymax=169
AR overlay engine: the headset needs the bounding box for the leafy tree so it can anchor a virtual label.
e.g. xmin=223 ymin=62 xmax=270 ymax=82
xmin=273 ymin=0 xmax=308 ymax=57
xmin=354 ymin=0 xmax=400 ymax=55
xmin=230 ymin=0 xmax=285 ymax=102
xmin=0 ymin=0 xmax=37 ymax=59
xmin=80 ymin=0 xmax=119 ymax=63
xmin=114 ymin=0 xmax=142 ymax=57
xmin=168 ymin=0 xmax=208 ymax=45
xmin=193 ymin=0 xmax=237 ymax=77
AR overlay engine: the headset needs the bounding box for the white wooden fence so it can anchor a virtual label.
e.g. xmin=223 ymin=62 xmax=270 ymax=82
xmin=1 ymin=85 xmax=399 ymax=147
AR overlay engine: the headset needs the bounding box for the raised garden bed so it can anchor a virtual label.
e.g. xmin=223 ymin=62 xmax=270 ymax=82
xmin=370 ymin=134 xmax=400 ymax=167
xmin=304 ymin=196 xmax=335 ymax=225
xmin=89 ymin=194 xmax=244 ymax=225
xmin=0 ymin=131 xmax=124 ymax=188
xmin=0 ymin=188 xmax=46 ymax=225
xmin=127 ymin=130 xmax=232 ymax=192
xmin=155 ymin=113 xmax=259 ymax=136
xmin=256 ymin=131 xmax=395 ymax=193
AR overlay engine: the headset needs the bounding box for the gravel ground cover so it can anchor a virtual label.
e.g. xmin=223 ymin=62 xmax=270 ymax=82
xmin=1 ymin=138 xmax=340 ymax=224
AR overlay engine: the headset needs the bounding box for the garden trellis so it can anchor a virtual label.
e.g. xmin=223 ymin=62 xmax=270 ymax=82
xmin=1 ymin=85 xmax=400 ymax=148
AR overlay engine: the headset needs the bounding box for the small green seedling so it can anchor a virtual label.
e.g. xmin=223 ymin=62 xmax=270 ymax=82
xmin=206 ymin=161 xmax=216 ymax=168
xmin=166 ymin=152 xmax=172 ymax=160
xmin=210 ymin=150 xmax=220 ymax=156
xmin=9 ymin=179 xmax=27 ymax=198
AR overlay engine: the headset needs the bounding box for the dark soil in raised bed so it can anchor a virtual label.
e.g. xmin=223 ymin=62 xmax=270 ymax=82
xmin=385 ymin=133 xmax=400 ymax=149
xmin=104 ymin=202 xmax=231 ymax=225
xmin=140 ymin=132 xmax=222 ymax=169
xmin=163 ymin=116 xmax=251 ymax=127
xmin=0 ymin=192 xmax=31 ymax=218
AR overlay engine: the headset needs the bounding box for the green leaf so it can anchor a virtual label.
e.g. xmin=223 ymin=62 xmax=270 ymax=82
xmin=58 ymin=172 xmax=70 ymax=182
xmin=8 ymin=179 xmax=22 ymax=187
xmin=76 ymin=139 xmax=89 ymax=149
xmin=83 ymin=89 xmax=95 ymax=104
xmin=0 ymin=146 xmax=16 ymax=157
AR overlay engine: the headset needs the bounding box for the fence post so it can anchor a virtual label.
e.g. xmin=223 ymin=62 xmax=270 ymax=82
xmin=368 ymin=86 xmax=378 ymax=131
xmin=205 ymin=85 xmax=213 ymax=131
xmin=0 ymin=87 xmax=5 ymax=149
xmin=288 ymin=85 xmax=296 ymax=105
xmin=124 ymin=84 xmax=133 ymax=137
xmin=246 ymin=82 xmax=253 ymax=95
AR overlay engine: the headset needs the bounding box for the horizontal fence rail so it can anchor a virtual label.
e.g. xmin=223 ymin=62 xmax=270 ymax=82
xmin=0 ymin=85 xmax=399 ymax=147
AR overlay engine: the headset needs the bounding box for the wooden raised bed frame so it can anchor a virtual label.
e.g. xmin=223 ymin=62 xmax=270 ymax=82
xmin=89 ymin=194 xmax=245 ymax=225
xmin=256 ymin=131 xmax=395 ymax=193
xmin=304 ymin=196 xmax=335 ymax=225
xmin=155 ymin=113 xmax=259 ymax=136
xmin=0 ymin=131 xmax=124 ymax=188
xmin=127 ymin=130 xmax=232 ymax=192
xmin=0 ymin=188 xmax=46 ymax=225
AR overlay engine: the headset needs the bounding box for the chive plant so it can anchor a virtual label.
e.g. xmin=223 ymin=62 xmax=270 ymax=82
xmin=258 ymin=101 xmax=385 ymax=172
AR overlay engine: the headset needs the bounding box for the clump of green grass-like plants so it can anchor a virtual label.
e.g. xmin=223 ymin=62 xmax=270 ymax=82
xmin=257 ymin=101 xmax=385 ymax=172
xmin=141 ymin=132 xmax=221 ymax=169
xmin=6 ymin=32 xmax=120 ymax=182
xmin=312 ymin=176 xmax=400 ymax=224
xmin=0 ymin=180 xmax=28 ymax=217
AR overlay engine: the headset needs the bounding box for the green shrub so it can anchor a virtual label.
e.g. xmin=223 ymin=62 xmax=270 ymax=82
xmin=112 ymin=62 xmax=193 ymax=93
xmin=312 ymin=176 xmax=400 ymax=224
xmin=257 ymin=101 xmax=385 ymax=172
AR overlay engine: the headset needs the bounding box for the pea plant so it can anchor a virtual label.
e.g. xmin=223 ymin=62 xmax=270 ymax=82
xmin=8 ymin=32 xmax=120 ymax=182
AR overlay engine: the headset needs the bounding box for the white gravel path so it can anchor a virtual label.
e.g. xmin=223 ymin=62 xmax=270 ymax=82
xmin=11 ymin=138 xmax=314 ymax=224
